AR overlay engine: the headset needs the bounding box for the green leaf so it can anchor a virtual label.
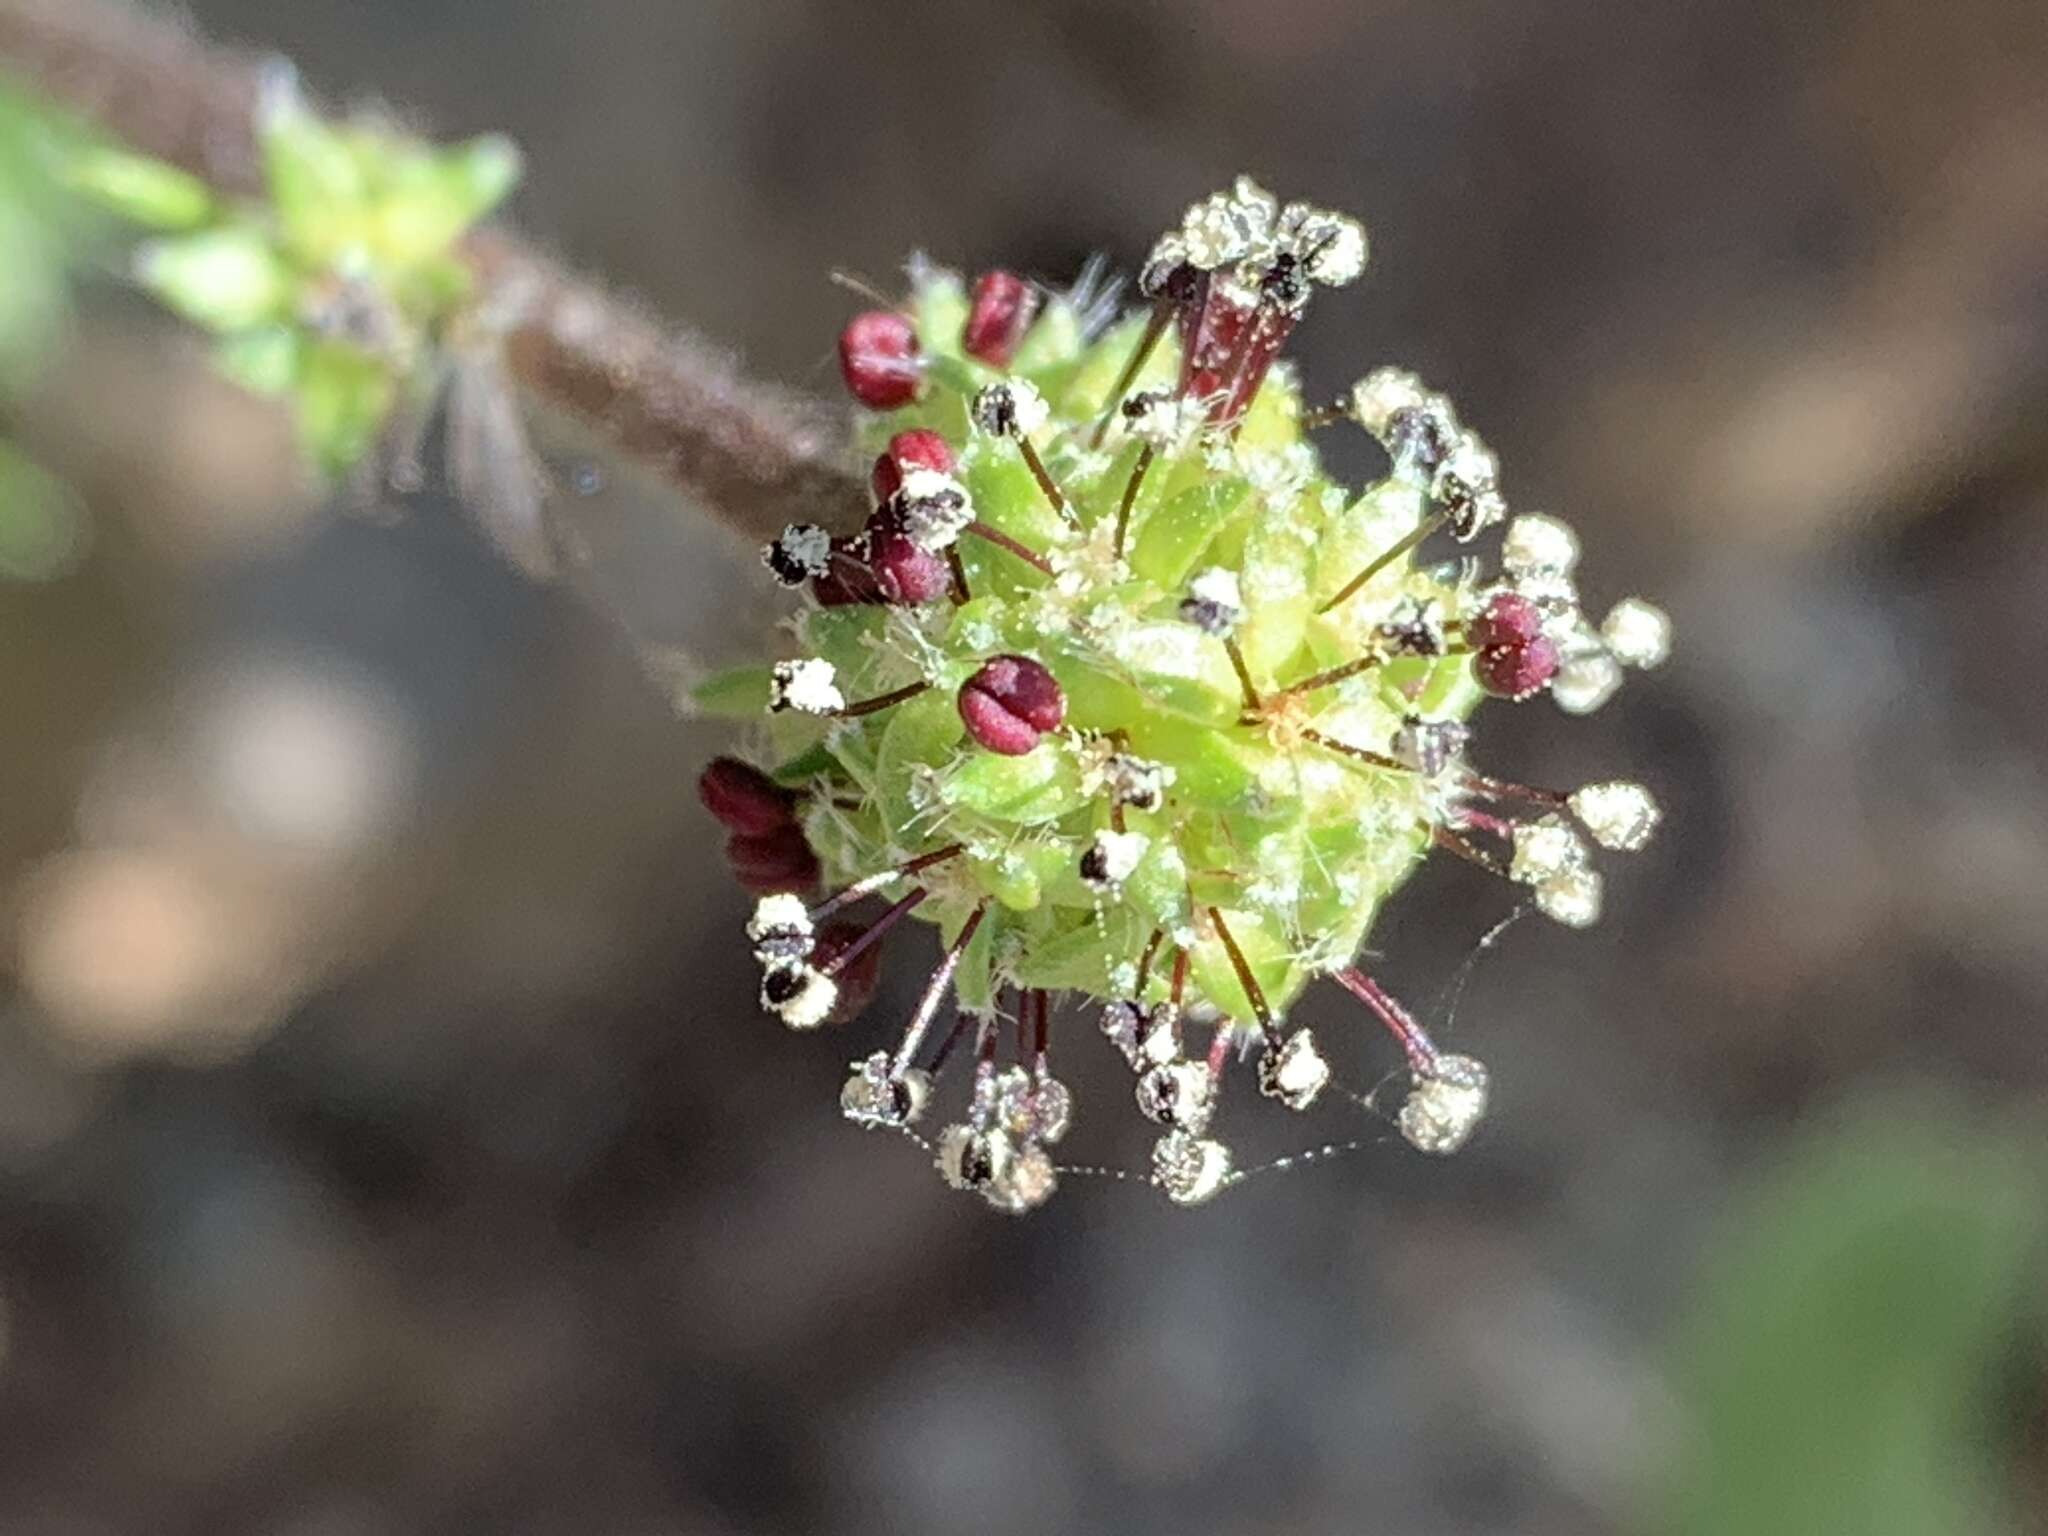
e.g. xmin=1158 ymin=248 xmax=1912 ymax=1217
xmin=1312 ymin=478 xmax=1426 ymax=609
xmin=1103 ymin=620 xmax=1243 ymax=726
xmin=1661 ymin=1097 xmax=2041 ymax=1536
xmin=1123 ymin=716 xmax=1260 ymax=809
xmin=769 ymin=742 xmax=839 ymax=784
xmin=294 ymin=341 xmax=397 ymax=476
xmin=1129 ymin=476 xmax=1250 ymax=589
xmin=259 ymin=82 xmax=375 ymax=263
xmin=939 ymin=744 xmax=1086 ymax=824
xmin=373 ymin=134 xmax=521 ymax=266
xmin=65 ymin=145 xmax=217 ymax=230
xmin=137 ymin=227 xmax=291 ymax=332
xmin=875 ymin=689 xmax=965 ymax=830
xmin=215 ymin=325 xmax=301 ymax=397
xmin=0 ymin=442 xmax=88 ymax=581
xmin=1012 ymin=907 xmax=1145 ymax=991
xmin=689 ymin=664 xmax=775 ymax=719
xmin=953 ymin=903 xmax=1001 ymax=1011
xmin=1188 ymin=907 xmax=1298 ymax=1025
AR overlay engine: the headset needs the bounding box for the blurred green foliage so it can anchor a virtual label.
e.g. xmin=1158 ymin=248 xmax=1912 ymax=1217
xmin=1664 ymin=1093 xmax=2043 ymax=1536
xmin=75 ymin=77 xmax=519 ymax=478
xmin=0 ymin=83 xmax=88 ymax=579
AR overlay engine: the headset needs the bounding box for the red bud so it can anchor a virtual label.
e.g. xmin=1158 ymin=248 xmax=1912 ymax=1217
xmin=870 ymin=428 xmax=957 ymax=503
xmin=1474 ymin=634 xmax=1561 ymax=701
xmin=699 ymin=757 xmax=799 ymax=835
xmin=725 ymin=825 xmax=820 ymax=895
xmin=962 ymin=270 xmax=1039 ymax=368
xmin=1467 ymin=591 xmax=1545 ymax=652
xmin=958 ymin=655 xmax=1066 ymax=755
xmin=837 ymin=311 xmax=922 ymax=410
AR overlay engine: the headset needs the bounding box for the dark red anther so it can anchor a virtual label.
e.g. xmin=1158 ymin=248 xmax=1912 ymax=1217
xmin=698 ymin=756 xmax=799 ymax=836
xmin=725 ymin=824 xmax=821 ymax=895
xmin=958 ymin=654 xmax=1067 ymax=755
xmin=962 ymin=270 xmax=1039 ymax=368
xmin=869 ymin=428 xmax=957 ymax=503
xmin=838 ymin=310 xmax=922 ymax=410
xmin=1172 ymin=272 xmax=1296 ymax=425
xmin=867 ymin=524 xmax=952 ymax=604
xmin=1474 ymin=634 xmax=1561 ymax=701
xmin=1466 ymin=591 xmax=1545 ymax=652
xmin=811 ymin=917 xmax=885 ymax=1023
xmin=811 ymin=535 xmax=886 ymax=606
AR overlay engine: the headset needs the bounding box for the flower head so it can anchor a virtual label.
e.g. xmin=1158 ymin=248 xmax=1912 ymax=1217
xmin=694 ymin=178 xmax=1672 ymax=1210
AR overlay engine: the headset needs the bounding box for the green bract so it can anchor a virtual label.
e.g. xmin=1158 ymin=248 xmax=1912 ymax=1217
xmin=82 ymin=80 xmax=520 ymax=477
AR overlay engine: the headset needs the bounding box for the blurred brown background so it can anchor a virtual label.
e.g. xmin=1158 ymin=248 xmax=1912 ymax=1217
xmin=4 ymin=1 xmax=2048 ymax=1532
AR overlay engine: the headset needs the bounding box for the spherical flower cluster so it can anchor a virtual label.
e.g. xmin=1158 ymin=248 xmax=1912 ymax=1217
xmin=694 ymin=178 xmax=1670 ymax=1211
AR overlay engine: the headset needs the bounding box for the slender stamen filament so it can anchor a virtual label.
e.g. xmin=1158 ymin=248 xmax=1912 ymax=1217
xmin=1113 ymin=444 xmax=1154 ymax=560
xmin=1029 ymin=987 xmax=1050 ymax=1064
xmin=1454 ymin=807 xmax=1514 ymax=840
xmin=1015 ymin=439 xmax=1071 ymax=522
xmin=1299 ymin=401 xmax=1347 ymax=430
xmin=1299 ymin=729 xmax=1411 ymax=776
xmin=1317 ymin=510 xmax=1448 ymax=614
xmin=1268 ymin=651 xmax=1384 ymax=704
xmin=1464 ymin=771 xmax=1569 ymax=809
xmin=1330 ymin=966 xmax=1441 ymax=1074
xmin=1136 ymin=927 xmax=1166 ymax=994
xmin=1205 ymin=1020 xmax=1235 ymax=1081
xmin=1088 ymin=299 xmax=1171 ymax=449
xmin=888 ymin=901 xmax=990 ymax=1078
xmin=811 ymin=843 xmax=965 ymax=923
xmin=927 ymin=1008 xmax=975 ymax=1077
xmin=1206 ymin=905 xmax=1273 ymax=1029
xmin=834 ymin=680 xmax=932 ymax=718
xmin=963 ymin=520 xmax=1056 ymax=576
xmin=819 ymin=885 xmax=928 ymax=977
xmin=945 ymin=549 xmax=970 ymax=604
xmin=1431 ymin=823 xmax=1509 ymax=877
xmin=1223 ymin=638 xmax=1261 ymax=711
xmin=1170 ymin=946 xmax=1190 ymax=1008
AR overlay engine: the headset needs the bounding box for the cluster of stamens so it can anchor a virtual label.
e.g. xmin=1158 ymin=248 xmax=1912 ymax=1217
xmin=702 ymin=178 xmax=1672 ymax=1211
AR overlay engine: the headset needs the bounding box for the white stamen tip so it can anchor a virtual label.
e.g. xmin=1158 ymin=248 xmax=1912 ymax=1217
xmin=1400 ymin=1055 xmax=1489 ymax=1154
xmin=1601 ymin=598 xmax=1672 ymax=670
xmin=1509 ymin=817 xmax=1589 ymax=885
xmin=1259 ymin=1029 xmax=1330 ymax=1111
xmin=1501 ymin=513 xmax=1581 ymax=577
xmin=769 ymin=657 xmax=844 ymax=715
xmin=1569 ymin=780 xmax=1661 ymax=851
xmin=1535 ymin=866 xmax=1604 ymax=928
xmin=1152 ymin=1130 xmax=1233 ymax=1205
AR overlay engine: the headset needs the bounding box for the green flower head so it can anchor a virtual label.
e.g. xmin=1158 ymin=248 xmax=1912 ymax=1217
xmin=697 ymin=178 xmax=1670 ymax=1211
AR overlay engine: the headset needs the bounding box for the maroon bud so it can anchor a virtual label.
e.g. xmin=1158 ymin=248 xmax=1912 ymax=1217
xmin=725 ymin=824 xmax=821 ymax=896
xmin=1466 ymin=591 xmax=1545 ymax=652
xmin=811 ymin=917 xmax=884 ymax=1023
xmin=962 ymin=270 xmax=1040 ymax=368
xmin=699 ymin=756 xmax=799 ymax=836
xmin=1473 ymin=634 xmax=1561 ymax=701
xmin=868 ymin=525 xmax=953 ymax=604
xmin=838 ymin=310 xmax=922 ymax=410
xmin=812 ymin=535 xmax=886 ymax=606
xmin=958 ymin=654 xmax=1066 ymax=755
xmin=869 ymin=428 xmax=957 ymax=503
